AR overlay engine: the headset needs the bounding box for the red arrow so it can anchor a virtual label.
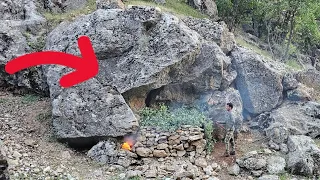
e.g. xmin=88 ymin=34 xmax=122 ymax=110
xmin=5 ymin=36 xmax=99 ymax=88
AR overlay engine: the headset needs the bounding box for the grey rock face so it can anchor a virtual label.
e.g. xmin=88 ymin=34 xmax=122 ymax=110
xmin=187 ymin=0 xmax=218 ymax=19
xmin=46 ymin=7 xmax=220 ymax=144
xmin=287 ymin=135 xmax=320 ymax=176
xmin=231 ymin=47 xmax=285 ymax=115
xmin=201 ymin=88 xmax=243 ymax=129
xmin=267 ymin=156 xmax=286 ymax=174
xmin=295 ymin=69 xmax=320 ymax=101
xmin=151 ymin=43 xmax=232 ymax=105
xmin=51 ymin=80 xmax=138 ymax=146
xmin=96 ymin=0 xmax=125 ymax=9
xmin=182 ymin=18 xmax=236 ymax=54
xmin=263 ymin=101 xmax=320 ymax=144
xmin=0 ymin=0 xmax=48 ymax=94
xmin=286 ymin=84 xmax=312 ymax=102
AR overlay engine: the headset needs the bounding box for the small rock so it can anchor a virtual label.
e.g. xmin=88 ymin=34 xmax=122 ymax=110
xmin=258 ymin=175 xmax=280 ymax=180
xmin=189 ymin=134 xmax=203 ymax=141
xmin=267 ymin=156 xmax=286 ymax=174
xmin=13 ymin=151 xmax=22 ymax=158
xmin=195 ymin=157 xmax=207 ymax=168
xmin=279 ymin=144 xmax=288 ymax=153
xmin=263 ymin=148 xmax=272 ymax=154
xmin=145 ymin=169 xmax=157 ymax=178
xmin=211 ymin=162 xmax=219 ymax=170
xmin=126 ymin=170 xmax=142 ymax=178
xmin=61 ymin=151 xmax=71 ymax=160
xmin=119 ymin=173 xmax=126 ymax=179
xmin=208 ymin=177 xmax=220 ymax=180
xmin=175 ymin=144 xmax=184 ymax=151
xmin=24 ymin=139 xmax=36 ymax=147
xmin=248 ymin=176 xmax=254 ymax=180
xmin=43 ymin=166 xmax=51 ymax=173
xmin=243 ymin=151 xmax=258 ymax=158
xmin=251 ymin=170 xmax=263 ymax=177
xmin=153 ymin=150 xmax=167 ymax=158
xmin=177 ymin=150 xmax=186 ymax=157
xmin=243 ymin=158 xmax=267 ymax=170
xmin=203 ymin=165 xmax=213 ymax=175
xmin=157 ymin=143 xmax=168 ymax=150
xmin=228 ymin=164 xmax=240 ymax=175
xmin=136 ymin=147 xmax=152 ymax=157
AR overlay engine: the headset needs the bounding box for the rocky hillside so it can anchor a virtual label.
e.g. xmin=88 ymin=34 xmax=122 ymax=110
xmin=1 ymin=0 xmax=320 ymax=180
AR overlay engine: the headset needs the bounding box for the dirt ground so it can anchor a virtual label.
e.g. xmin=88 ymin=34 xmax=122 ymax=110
xmin=0 ymin=90 xmax=116 ymax=179
xmin=0 ymin=89 xmax=291 ymax=180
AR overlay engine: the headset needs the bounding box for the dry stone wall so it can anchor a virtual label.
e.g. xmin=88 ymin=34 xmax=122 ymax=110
xmin=132 ymin=125 xmax=208 ymax=158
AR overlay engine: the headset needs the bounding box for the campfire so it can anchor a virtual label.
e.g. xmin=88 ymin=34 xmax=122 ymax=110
xmin=121 ymin=142 xmax=132 ymax=151
xmin=121 ymin=135 xmax=136 ymax=151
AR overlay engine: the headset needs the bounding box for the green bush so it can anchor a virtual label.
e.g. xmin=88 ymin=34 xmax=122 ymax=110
xmin=139 ymin=103 xmax=215 ymax=152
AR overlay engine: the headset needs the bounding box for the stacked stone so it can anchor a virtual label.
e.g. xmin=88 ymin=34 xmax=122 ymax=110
xmin=132 ymin=125 xmax=207 ymax=158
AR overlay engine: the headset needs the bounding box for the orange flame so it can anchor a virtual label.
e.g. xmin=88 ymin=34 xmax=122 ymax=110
xmin=122 ymin=142 xmax=132 ymax=151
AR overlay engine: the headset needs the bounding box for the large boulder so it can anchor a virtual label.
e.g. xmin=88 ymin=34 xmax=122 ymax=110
xmin=262 ymin=101 xmax=320 ymax=144
xmin=45 ymin=7 xmax=233 ymax=145
xmin=231 ymin=47 xmax=284 ymax=115
xmin=0 ymin=0 xmax=48 ymax=94
xmin=287 ymin=135 xmax=320 ymax=176
xmin=149 ymin=43 xmax=232 ymax=105
xmin=187 ymin=0 xmax=218 ymax=19
xmin=50 ymin=80 xmax=138 ymax=147
xmin=295 ymin=69 xmax=320 ymax=101
xmin=182 ymin=18 xmax=236 ymax=54
xmin=202 ymin=88 xmax=243 ymax=129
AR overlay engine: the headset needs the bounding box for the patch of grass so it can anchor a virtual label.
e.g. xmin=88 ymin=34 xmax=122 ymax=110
xmin=128 ymin=176 xmax=141 ymax=180
xmin=235 ymin=37 xmax=273 ymax=60
xmin=43 ymin=0 xmax=96 ymax=27
xmin=27 ymin=36 xmax=46 ymax=52
xmin=285 ymin=59 xmax=303 ymax=70
xmin=0 ymin=98 xmax=7 ymax=104
xmin=279 ymin=173 xmax=291 ymax=180
xmin=140 ymin=103 xmax=215 ymax=152
xmin=315 ymin=139 xmax=320 ymax=148
xmin=125 ymin=0 xmax=208 ymax=18
xmin=22 ymin=94 xmax=40 ymax=104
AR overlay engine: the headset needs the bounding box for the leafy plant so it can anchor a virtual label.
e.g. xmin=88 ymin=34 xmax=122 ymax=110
xmin=27 ymin=35 xmax=46 ymax=52
xmin=128 ymin=176 xmax=141 ymax=180
xmin=139 ymin=103 xmax=215 ymax=152
xmin=22 ymin=94 xmax=40 ymax=103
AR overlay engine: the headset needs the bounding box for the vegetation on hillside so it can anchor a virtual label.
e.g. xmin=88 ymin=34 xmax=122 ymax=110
xmin=139 ymin=104 xmax=215 ymax=153
xmin=125 ymin=0 xmax=207 ymax=18
xmin=43 ymin=0 xmax=96 ymax=27
xmin=216 ymin=0 xmax=320 ymax=62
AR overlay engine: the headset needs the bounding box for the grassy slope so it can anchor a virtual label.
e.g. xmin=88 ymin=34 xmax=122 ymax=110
xmin=125 ymin=0 xmax=207 ymax=18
